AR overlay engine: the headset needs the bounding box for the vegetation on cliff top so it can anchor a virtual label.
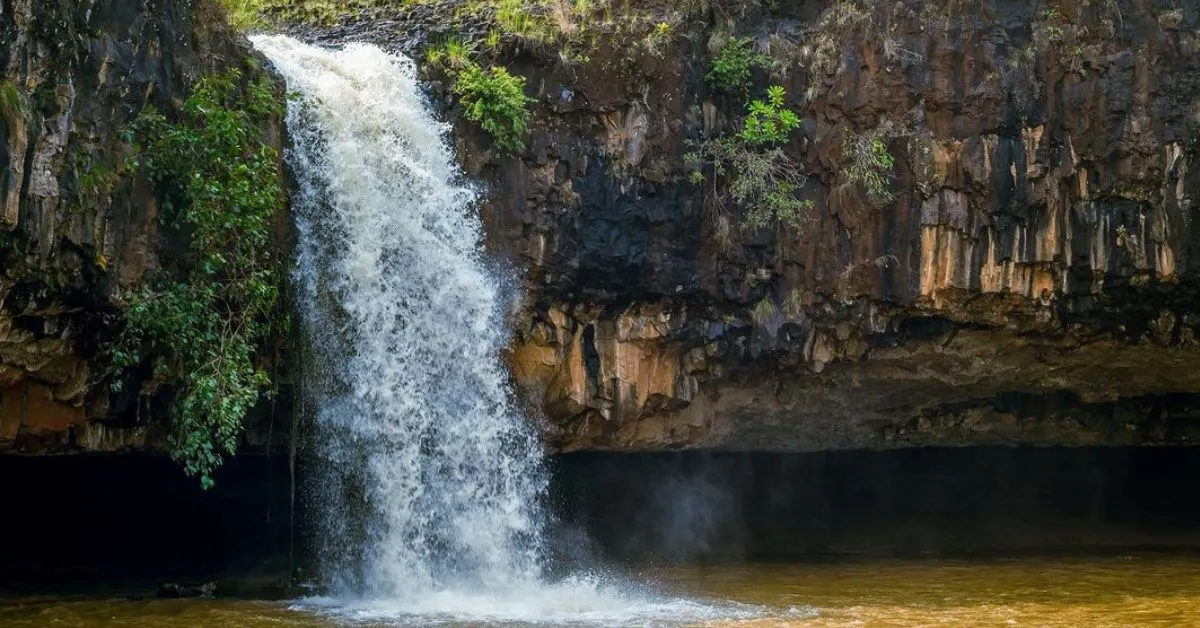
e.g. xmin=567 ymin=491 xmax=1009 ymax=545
xmin=219 ymin=0 xmax=695 ymax=61
xmin=112 ymin=69 xmax=286 ymax=489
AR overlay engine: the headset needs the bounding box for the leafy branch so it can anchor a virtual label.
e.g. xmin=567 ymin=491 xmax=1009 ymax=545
xmin=687 ymin=84 xmax=810 ymax=242
xmin=114 ymin=69 xmax=286 ymax=488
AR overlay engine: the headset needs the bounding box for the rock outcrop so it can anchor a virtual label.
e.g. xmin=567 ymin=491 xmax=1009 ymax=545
xmin=0 ymin=0 xmax=282 ymax=453
xmin=429 ymin=0 xmax=1200 ymax=451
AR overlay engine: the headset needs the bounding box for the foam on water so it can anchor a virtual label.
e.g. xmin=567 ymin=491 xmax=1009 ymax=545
xmin=251 ymin=35 xmax=778 ymax=625
xmin=291 ymin=573 xmax=790 ymax=626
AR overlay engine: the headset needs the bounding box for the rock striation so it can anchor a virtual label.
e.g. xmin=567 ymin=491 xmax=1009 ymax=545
xmin=443 ymin=0 xmax=1200 ymax=451
xmin=6 ymin=0 xmax=1200 ymax=454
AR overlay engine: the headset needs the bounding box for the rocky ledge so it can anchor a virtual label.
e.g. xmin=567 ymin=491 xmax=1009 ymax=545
xmin=5 ymin=0 xmax=1199 ymax=455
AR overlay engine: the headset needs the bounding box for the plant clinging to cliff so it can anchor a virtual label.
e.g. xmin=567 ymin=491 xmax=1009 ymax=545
xmin=739 ymin=85 xmax=800 ymax=146
xmin=1159 ymin=7 xmax=1183 ymax=30
xmin=115 ymin=69 xmax=285 ymax=489
xmin=450 ymin=60 xmax=535 ymax=154
xmin=706 ymin=36 xmax=771 ymax=94
xmin=642 ymin=21 xmax=674 ymax=58
xmin=0 ymin=81 xmax=26 ymax=119
xmin=843 ymin=127 xmax=896 ymax=206
xmin=751 ymin=297 xmax=779 ymax=327
xmin=687 ymin=84 xmax=810 ymax=236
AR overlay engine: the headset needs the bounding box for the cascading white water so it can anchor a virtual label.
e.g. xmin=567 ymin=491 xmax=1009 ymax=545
xmin=251 ymin=35 xmax=783 ymax=625
xmin=252 ymin=36 xmax=544 ymax=599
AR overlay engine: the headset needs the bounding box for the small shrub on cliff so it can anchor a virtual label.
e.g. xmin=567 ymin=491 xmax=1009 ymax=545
xmin=686 ymin=85 xmax=809 ymax=235
xmin=451 ymin=61 xmax=535 ymax=154
xmin=739 ymin=85 xmax=800 ymax=146
xmin=0 ymin=81 xmax=26 ymax=119
xmin=115 ymin=69 xmax=285 ymax=489
xmin=642 ymin=21 xmax=674 ymax=58
xmin=842 ymin=127 xmax=896 ymax=206
xmin=707 ymin=36 xmax=771 ymax=94
xmin=686 ymin=139 xmax=811 ymax=234
xmin=1159 ymin=8 xmax=1183 ymax=30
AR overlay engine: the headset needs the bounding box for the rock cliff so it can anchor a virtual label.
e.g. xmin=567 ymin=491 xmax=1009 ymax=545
xmin=7 ymin=0 xmax=1200 ymax=455
xmin=0 ymin=0 xmax=283 ymax=454
xmin=396 ymin=0 xmax=1200 ymax=451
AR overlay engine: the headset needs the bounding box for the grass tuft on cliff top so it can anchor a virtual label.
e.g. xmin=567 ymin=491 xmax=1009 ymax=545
xmin=218 ymin=0 xmax=699 ymax=60
xmin=218 ymin=0 xmax=427 ymax=29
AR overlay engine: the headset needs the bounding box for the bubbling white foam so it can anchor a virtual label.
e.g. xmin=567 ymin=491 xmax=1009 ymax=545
xmin=291 ymin=572 xmax=795 ymax=627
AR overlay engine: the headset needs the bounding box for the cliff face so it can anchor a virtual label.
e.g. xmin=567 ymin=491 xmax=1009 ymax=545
xmin=9 ymin=0 xmax=1199 ymax=455
xmin=433 ymin=0 xmax=1200 ymax=451
xmin=0 ymin=0 xmax=281 ymax=453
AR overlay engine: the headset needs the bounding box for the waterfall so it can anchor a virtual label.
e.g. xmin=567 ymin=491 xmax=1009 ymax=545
xmin=250 ymin=35 xmax=768 ymax=625
xmin=251 ymin=36 xmax=544 ymax=599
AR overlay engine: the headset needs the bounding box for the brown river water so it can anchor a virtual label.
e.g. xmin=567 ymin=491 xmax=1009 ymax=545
xmin=3 ymin=554 xmax=1199 ymax=626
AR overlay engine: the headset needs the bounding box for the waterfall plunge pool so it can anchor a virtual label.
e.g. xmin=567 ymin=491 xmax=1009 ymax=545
xmin=5 ymin=447 xmax=1200 ymax=625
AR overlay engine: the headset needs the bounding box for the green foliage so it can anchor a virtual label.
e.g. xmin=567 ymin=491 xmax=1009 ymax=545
xmin=220 ymin=0 xmax=687 ymax=68
xmin=706 ymin=36 xmax=770 ymax=94
xmin=484 ymin=29 xmax=503 ymax=52
xmin=451 ymin=61 xmax=535 ymax=154
xmin=642 ymin=21 xmax=674 ymax=58
xmin=843 ymin=128 xmax=896 ymax=206
xmin=426 ymin=37 xmax=475 ymax=69
xmin=687 ymin=84 xmax=808 ymax=236
xmin=443 ymin=37 xmax=474 ymax=69
xmin=751 ymin=297 xmax=779 ymax=326
xmin=686 ymin=138 xmax=811 ymax=235
xmin=427 ymin=35 xmax=536 ymax=153
xmin=116 ymin=69 xmax=285 ymax=489
xmin=219 ymin=0 xmax=267 ymax=29
xmin=218 ymin=0 xmax=420 ymax=28
xmin=490 ymin=0 xmax=565 ymax=44
xmin=739 ymin=85 xmax=800 ymax=146
xmin=0 ymin=81 xmax=26 ymax=119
